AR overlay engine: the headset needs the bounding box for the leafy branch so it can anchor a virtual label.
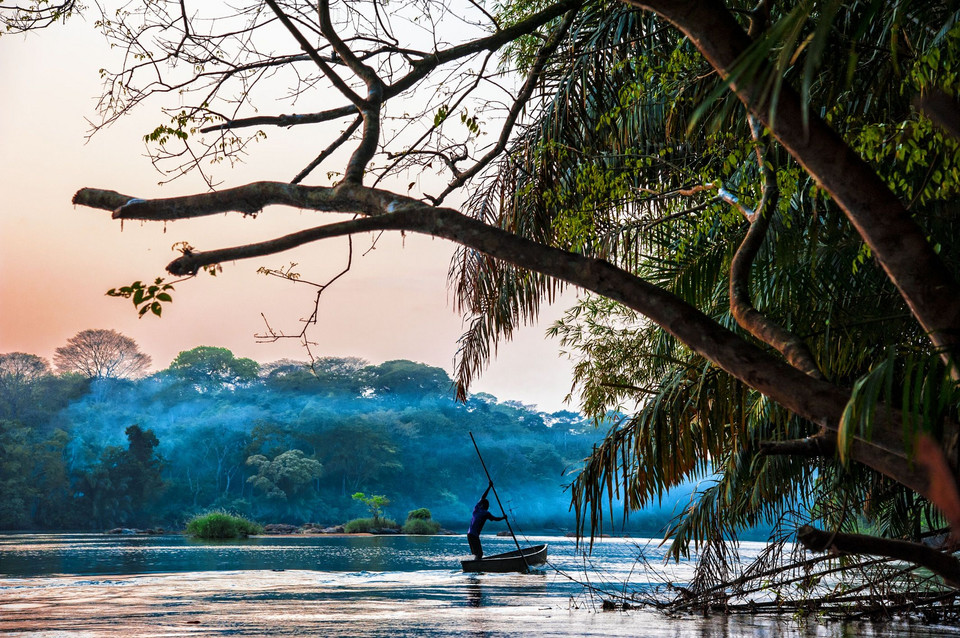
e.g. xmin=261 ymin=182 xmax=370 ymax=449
xmin=106 ymin=278 xmax=174 ymax=318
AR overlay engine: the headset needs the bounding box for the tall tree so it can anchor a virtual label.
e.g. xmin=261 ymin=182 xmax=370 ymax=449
xmin=19 ymin=0 xmax=960 ymax=584
xmin=54 ymin=329 xmax=151 ymax=379
xmin=167 ymin=346 xmax=259 ymax=391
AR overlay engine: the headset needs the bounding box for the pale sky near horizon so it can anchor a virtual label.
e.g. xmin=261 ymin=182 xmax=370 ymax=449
xmin=0 ymin=15 xmax=581 ymax=413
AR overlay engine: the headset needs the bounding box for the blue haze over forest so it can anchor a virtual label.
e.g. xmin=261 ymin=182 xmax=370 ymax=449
xmin=0 ymin=348 xmax=695 ymax=534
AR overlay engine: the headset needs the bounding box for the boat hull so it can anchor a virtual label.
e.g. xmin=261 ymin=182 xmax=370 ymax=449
xmin=460 ymin=543 xmax=548 ymax=573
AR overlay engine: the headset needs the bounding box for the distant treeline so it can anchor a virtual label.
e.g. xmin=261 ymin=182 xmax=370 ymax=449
xmin=2 ymin=347 xmax=694 ymax=533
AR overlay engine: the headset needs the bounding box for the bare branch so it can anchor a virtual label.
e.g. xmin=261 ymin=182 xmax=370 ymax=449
xmin=199 ymin=105 xmax=358 ymax=133
xmin=256 ymin=238 xmax=354 ymax=352
xmin=292 ymin=115 xmax=363 ymax=184
xmin=429 ymin=9 xmax=578 ymax=204
xmin=263 ymin=0 xmax=365 ymax=108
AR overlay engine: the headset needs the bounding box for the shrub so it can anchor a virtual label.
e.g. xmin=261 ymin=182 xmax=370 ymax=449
xmin=402 ymin=507 xmax=440 ymax=535
xmin=344 ymin=517 xmax=374 ymax=533
xmin=402 ymin=518 xmax=440 ymax=535
xmin=185 ymin=511 xmax=263 ymax=539
xmin=345 ymin=517 xmax=398 ymax=533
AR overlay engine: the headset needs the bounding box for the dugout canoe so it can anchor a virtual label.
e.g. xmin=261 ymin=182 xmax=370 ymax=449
xmin=460 ymin=543 xmax=548 ymax=573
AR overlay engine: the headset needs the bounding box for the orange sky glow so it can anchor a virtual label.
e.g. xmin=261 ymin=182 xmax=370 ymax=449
xmin=0 ymin=17 xmax=579 ymax=412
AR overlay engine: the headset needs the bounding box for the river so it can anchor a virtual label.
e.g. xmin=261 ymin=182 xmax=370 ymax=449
xmin=1 ymin=533 xmax=957 ymax=636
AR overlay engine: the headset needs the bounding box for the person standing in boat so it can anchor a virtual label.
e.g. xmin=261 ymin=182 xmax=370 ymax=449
xmin=467 ymin=481 xmax=507 ymax=560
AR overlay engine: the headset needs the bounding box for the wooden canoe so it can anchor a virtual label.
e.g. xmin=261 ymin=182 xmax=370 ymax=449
xmin=461 ymin=543 xmax=548 ymax=573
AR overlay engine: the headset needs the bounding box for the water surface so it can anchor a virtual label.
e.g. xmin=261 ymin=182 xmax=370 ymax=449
xmin=1 ymin=533 xmax=957 ymax=636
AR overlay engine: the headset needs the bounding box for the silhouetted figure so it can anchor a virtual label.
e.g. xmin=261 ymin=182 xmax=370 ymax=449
xmin=467 ymin=481 xmax=506 ymax=560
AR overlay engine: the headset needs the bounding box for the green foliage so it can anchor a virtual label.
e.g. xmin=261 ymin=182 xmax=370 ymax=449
xmin=402 ymin=508 xmax=440 ymax=534
xmin=433 ymin=103 xmax=449 ymax=127
xmin=168 ymin=346 xmax=259 ymax=391
xmin=461 ymin=0 xmax=960 ymax=565
xmin=402 ymin=518 xmax=441 ymax=535
xmin=352 ymin=492 xmax=390 ymax=525
xmin=363 ymin=360 xmax=452 ymax=396
xmin=344 ymin=517 xmax=374 ymax=533
xmin=0 ymin=352 xmax=598 ymax=532
xmin=0 ymin=419 xmax=36 ymax=528
xmin=344 ymin=517 xmax=398 ymax=533
xmin=406 ymin=507 xmax=433 ymax=520
xmin=185 ymin=511 xmax=263 ymax=539
xmin=106 ymin=278 xmax=174 ymax=318
xmin=246 ymin=450 xmax=323 ymax=501
xmin=143 ymin=124 xmax=188 ymax=145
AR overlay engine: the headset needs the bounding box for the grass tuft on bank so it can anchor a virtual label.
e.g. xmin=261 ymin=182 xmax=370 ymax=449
xmin=402 ymin=508 xmax=440 ymax=534
xmin=186 ymin=511 xmax=264 ymax=539
xmin=344 ymin=517 xmax=399 ymax=533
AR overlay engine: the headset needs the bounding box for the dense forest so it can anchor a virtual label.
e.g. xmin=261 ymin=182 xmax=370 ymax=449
xmin=1 ymin=341 xmax=683 ymax=533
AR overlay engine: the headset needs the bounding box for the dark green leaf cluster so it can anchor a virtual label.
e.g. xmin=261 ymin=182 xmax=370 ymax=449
xmin=106 ymin=278 xmax=174 ymax=318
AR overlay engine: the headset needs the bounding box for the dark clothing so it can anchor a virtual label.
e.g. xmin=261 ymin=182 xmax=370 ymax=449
xmin=468 ymin=502 xmax=497 ymax=536
xmin=467 ymin=486 xmax=503 ymax=560
xmin=467 ymin=533 xmax=483 ymax=560
xmin=467 ymin=499 xmax=502 ymax=559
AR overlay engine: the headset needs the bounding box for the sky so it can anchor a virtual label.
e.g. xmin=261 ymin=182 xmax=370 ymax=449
xmin=0 ymin=14 xmax=581 ymax=413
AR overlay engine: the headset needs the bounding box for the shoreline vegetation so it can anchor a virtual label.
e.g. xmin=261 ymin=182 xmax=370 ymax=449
xmin=176 ymin=506 xmax=452 ymax=540
xmin=0 ymin=353 xmax=604 ymax=536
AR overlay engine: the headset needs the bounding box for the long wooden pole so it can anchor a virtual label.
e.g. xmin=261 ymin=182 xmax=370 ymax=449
xmin=469 ymin=431 xmax=531 ymax=572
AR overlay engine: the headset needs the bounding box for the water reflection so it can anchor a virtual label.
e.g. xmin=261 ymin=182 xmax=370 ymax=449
xmin=2 ymin=535 xmax=959 ymax=637
xmin=465 ymin=576 xmax=484 ymax=608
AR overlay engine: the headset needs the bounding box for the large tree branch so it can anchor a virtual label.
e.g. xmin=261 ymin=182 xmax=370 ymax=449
xmin=315 ymin=0 xmax=385 ymax=184
xmin=168 ymin=214 xmax=418 ymax=275
xmin=729 ymin=118 xmax=823 ymax=379
xmin=630 ymin=0 xmax=960 ymax=370
xmin=72 ymin=180 xmax=952 ymax=502
xmin=199 ymin=105 xmax=358 ymax=134
xmin=72 ymin=182 xmax=418 ymax=220
xmin=798 ymin=525 xmax=960 ymax=587
xmin=759 ymin=432 xmax=835 ymax=458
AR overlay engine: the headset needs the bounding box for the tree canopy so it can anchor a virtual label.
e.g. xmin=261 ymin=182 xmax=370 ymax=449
xmin=168 ymin=346 xmax=260 ymax=390
xmin=7 ymin=0 xmax=960 ymax=593
xmin=0 ymin=348 xmax=601 ymax=532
